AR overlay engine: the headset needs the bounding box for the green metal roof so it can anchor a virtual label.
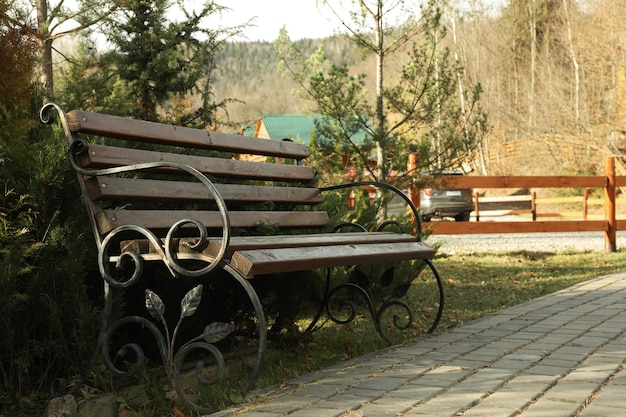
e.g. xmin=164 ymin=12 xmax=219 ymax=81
xmin=263 ymin=114 xmax=319 ymax=145
xmin=246 ymin=114 xmax=368 ymax=147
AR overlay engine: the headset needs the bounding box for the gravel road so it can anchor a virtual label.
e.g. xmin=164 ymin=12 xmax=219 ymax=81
xmin=428 ymin=231 xmax=625 ymax=254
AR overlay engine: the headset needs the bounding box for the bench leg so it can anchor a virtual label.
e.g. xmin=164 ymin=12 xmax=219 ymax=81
xmin=220 ymin=264 xmax=267 ymax=394
xmin=307 ymin=260 xmax=444 ymax=341
xmin=96 ymin=264 xmax=267 ymax=414
xmin=424 ymin=259 xmax=445 ymax=333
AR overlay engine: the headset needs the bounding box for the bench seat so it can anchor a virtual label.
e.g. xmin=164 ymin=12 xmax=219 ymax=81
xmin=120 ymin=232 xmax=434 ymax=277
xmin=230 ymin=239 xmax=435 ymax=277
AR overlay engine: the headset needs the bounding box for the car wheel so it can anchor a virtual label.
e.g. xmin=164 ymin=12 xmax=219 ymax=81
xmin=454 ymin=211 xmax=470 ymax=222
xmin=422 ymin=215 xmax=432 ymax=223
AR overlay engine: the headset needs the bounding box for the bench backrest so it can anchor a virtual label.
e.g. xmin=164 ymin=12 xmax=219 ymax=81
xmin=55 ymin=108 xmax=329 ymax=245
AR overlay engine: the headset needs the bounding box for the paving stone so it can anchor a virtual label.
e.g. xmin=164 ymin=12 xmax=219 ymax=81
xmin=321 ymin=392 xmax=375 ymax=410
xmin=589 ymin=384 xmax=626 ymax=409
xmin=289 ymin=383 xmax=342 ymax=400
xmin=217 ymin=411 xmax=282 ymax=417
xmin=288 ymin=407 xmax=345 ymax=417
xmin=403 ymin=401 xmax=466 ymax=416
xmin=385 ymin=383 xmax=443 ymax=400
xmin=371 ymin=395 xmax=417 ymax=408
xmin=579 ymin=403 xmax=626 ymax=417
xmin=498 ymin=380 xmax=552 ymax=398
xmin=523 ymin=363 xmax=571 ymax=377
xmin=355 ymin=402 xmax=412 ymax=416
xmin=406 ymin=375 xmax=457 ymax=388
xmin=540 ymin=380 xmax=599 ymax=403
xmin=468 ymin=392 xmax=529 ymax=414
xmin=608 ymin=370 xmax=626 ymax=386
xmin=518 ymin=398 xmax=583 ymax=417
xmin=453 ymin=375 xmax=509 ymax=393
xmin=354 ymin=376 xmax=407 ymax=392
xmin=425 ymin=389 xmax=487 ymax=410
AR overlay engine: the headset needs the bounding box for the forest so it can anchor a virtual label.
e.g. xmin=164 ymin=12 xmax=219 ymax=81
xmin=214 ymin=0 xmax=626 ymax=177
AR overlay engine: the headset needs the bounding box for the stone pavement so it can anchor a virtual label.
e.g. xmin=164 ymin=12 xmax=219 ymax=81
xmin=210 ymin=271 xmax=626 ymax=417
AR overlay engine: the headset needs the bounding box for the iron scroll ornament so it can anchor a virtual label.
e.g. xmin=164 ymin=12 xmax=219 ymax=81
xmin=305 ymin=182 xmax=444 ymax=339
xmin=40 ymin=102 xmax=231 ymax=279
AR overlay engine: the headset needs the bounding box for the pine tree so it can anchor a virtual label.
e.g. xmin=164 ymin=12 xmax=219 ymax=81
xmin=276 ymin=0 xmax=487 ymax=187
xmin=104 ymin=0 xmax=238 ymax=127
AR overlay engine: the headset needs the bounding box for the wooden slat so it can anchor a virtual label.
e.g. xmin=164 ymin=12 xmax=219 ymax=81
xmin=229 ymin=242 xmax=435 ymax=277
xmin=96 ymin=209 xmax=330 ymax=235
xmin=205 ymin=232 xmax=418 ymax=257
xmin=79 ymin=144 xmax=316 ymax=182
xmin=120 ymin=232 xmax=419 ymax=258
xmin=67 ymin=110 xmax=309 ymax=159
xmin=84 ymin=177 xmax=323 ymax=204
xmin=477 ymin=195 xmax=533 ymax=203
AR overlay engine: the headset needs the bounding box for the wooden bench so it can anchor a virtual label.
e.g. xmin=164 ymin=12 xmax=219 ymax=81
xmin=41 ymin=103 xmax=444 ymax=412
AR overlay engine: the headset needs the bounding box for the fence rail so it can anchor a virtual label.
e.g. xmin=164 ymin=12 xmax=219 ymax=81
xmin=412 ymin=157 xmax=621 ymax=252
xmin=474 ymin=193 xmax=537 ymax=221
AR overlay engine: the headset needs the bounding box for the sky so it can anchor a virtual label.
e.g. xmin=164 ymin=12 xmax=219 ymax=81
xmin=206 ymin=1 xmax=339 ymax=42
xmin=207 ymin=1 xmax=506 ymax=42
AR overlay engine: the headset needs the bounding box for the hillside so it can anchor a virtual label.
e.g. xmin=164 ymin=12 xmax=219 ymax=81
xmin=211 ymin=1 xmax=626 ymax=179
xmin=214 ymin=36 xmax=359 ymax=130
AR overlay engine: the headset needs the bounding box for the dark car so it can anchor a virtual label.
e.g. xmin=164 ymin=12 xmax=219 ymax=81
xmin=387 ymin=171 xmax=474 ymax=222
xmin=419 ymin=171 xmax=473 ymax=221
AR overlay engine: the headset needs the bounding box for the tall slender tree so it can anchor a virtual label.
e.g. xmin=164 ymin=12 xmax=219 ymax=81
xmin=276 ymin=0 xmax=487 ymax=186
xmin=1 ymin=0 xmax=117 ymax=99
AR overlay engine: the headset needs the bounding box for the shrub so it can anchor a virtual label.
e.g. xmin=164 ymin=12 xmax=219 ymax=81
xmin=0 ymin=90 xmax=103 ymax=405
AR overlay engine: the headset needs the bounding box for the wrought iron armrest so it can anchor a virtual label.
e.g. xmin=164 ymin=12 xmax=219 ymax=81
xmin=86 ymin=156 xmax=232 ymax=283
xmin=40 ymin=103 xmax=231 ymax=280
xmin=314 ymin=181 xmax=443 ymax=339
xmin=320 ymin=181 xmax=424 ymax=241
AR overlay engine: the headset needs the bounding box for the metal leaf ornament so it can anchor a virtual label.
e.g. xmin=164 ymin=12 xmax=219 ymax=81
xmin=380 ymin=266 xmax=395 ymax=287
xmin=145 ymin=289 xmax=165 ymax=320
xmin=392 ymin=282 xmax=412 ymax=298
xmin=203 ymin=322 xmax=236 ymax=343
xmin=180 ymin=285 xmax=203 ymax=318
xmin=351 ymin=269 xmax=370 ymax=289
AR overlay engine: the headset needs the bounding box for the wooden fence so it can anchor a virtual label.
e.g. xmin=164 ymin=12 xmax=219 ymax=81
xmin=474 ymin=193 xmax=537 ymax=221
xmin=412 ymin=157 xmax=622 ymax=252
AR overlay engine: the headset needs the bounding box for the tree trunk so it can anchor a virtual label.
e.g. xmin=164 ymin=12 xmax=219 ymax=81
xmin=37 ymin=0 xmax=54 ymax=99
xmin=374 ymin=0 xmax=385 ymax=183
xmin=562 ymin=0 xmax=580 ymax=127
xmin=374 ymin=0 xmax=387 ymax=219
xmin=528 ymin=0 xmax=536 ymax=130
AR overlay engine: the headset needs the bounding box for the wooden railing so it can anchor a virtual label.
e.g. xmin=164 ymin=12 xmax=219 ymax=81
xmin=412 ymin=157 xmax=622 ymax=252
xmin=474 ymin=193 xmax=536 ymax=221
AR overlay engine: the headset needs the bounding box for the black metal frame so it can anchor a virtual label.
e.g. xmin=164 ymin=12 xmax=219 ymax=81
xmin=303 ymin=182 xmax=444 ymax=339
xmin=41 ymin=104 xmax=444 ymax=413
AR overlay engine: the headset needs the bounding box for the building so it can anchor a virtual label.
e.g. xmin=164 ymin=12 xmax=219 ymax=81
xmin=245 ymin=114 xmax=368 ymax=148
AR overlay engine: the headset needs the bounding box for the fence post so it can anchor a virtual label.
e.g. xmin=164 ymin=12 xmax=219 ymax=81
xmin=407 ymin=154 xmax=420 ymax=208
xmin=474 ymin=192 xmax=481 ymax=222
xmin=604 ymin=156 xmax=617 ymax=252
